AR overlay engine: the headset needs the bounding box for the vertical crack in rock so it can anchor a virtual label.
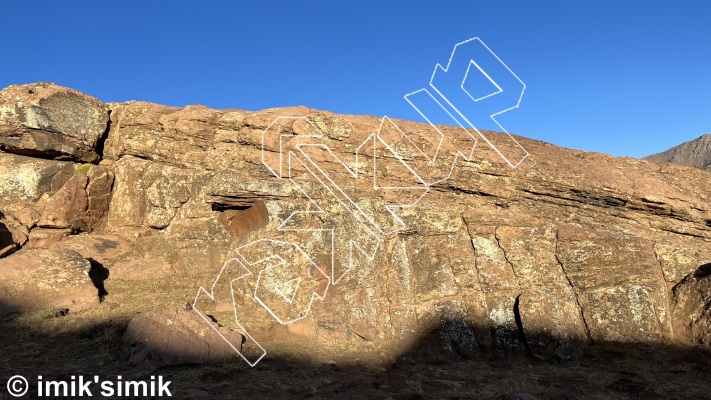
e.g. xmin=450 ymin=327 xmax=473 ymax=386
xmin=652 ymin=241 xmax=675 ymax=338
xmin=554 ymin=228 xmax=591 ymax=339
xmin=94 ymin=109 xmax=112 ymax=161
xmin=493 ymin=227 xmax=519 ymax=282
xmin=461 ymin=216 xmax=486 ymax=293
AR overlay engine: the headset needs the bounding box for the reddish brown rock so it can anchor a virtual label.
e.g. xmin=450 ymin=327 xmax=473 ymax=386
xmin=100 ymin=90 xmax=711 ymax=362
xmin=217 ymin=200 xmax=269 ymax=238
xmin=122 ymin=307 xmax=246 ymax=368
xmin=35 ymin=164 xmax=114 ymax=232
xmin=4 ymin=83 xmax=711 ymax=365
xmin=14 ymin=206 xmax=41 ymax=228
xmin=672 ymin=264 xmax=711 ymax=345
xmin=38 ymin=174 xmax=89 ymax=229
xmin=0 ymin=248 xmax=101 ymax=313
xmin=85 ymin=165 xmax=115 ymax=229
xmin=0 ymin=82 xmax=109 ymax=162
xmin=27 ymin=227 xmax=72 ymax=248
xmin=0 ymin=222 xmax=22 ymax=257
xmin=0 ymin=217 xmax=30 ymax=258
xmin=0 ymin=152 xmax=74 ymax=214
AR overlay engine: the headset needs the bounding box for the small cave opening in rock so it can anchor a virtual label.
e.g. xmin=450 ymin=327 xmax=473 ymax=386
xmin=211 ymin=204 xmax=252 ymax=212
xmin=694 ymin=262 xmax=711 ymax=278
xmin=214 ymin=199 xmax=270 ymax=239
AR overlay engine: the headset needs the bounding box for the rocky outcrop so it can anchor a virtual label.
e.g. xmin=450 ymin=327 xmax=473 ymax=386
xmin=0 ymin=82 xmax=110 ymax=162
xmin=1 ymin=82 xmax=711 ymax=366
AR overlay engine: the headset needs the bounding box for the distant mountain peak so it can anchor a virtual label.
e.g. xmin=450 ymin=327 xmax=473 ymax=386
xmin=645 ymin=134 xmax=711 ymax=171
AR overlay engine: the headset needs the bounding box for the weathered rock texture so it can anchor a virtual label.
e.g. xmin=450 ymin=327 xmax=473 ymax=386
xmin=645 ymin=134 xmax=711 ymax=172
xmin=671 ymin=263 xmax=711 ymax=345
xmin=1 ymin=83 xmax=711 ymax=366
xmin=0 ymin=82 xmax=109 ymax=162
xmin=0 ymin=248 xmax=101 ymax=313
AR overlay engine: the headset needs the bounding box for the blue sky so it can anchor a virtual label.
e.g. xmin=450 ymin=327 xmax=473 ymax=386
xmin=1 ymin=1 xmax=708 ymax=158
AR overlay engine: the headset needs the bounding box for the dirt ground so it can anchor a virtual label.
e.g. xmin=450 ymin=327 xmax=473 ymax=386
xmin=2 ymin=302 xmax=711 ymax=400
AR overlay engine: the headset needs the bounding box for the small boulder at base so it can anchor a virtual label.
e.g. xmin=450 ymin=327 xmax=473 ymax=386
xmin=671 ymin=263 xmax=711 ymax=345
xmin=0 ymin=248 xmax=102 ymax=313
xmin=122 ymin=308 xmax=246 ymax=369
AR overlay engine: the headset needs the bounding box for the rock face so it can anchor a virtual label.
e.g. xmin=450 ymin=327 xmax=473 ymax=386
xmin=671 ymin=263 xmax=711 ymax=345
xmin=0 ymin=152 xmax=75 ymax=214
xmin=38 ymin=165 xmax=114 ymax=231
xmin=645 ymin=134 xmax=711 ymax=171
xmin=1 ymin=82 xmax=711 ymax=366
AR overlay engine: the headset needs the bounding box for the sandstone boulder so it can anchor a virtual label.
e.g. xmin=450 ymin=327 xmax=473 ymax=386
xmin=27 ymin=227 xmax=72 ymax=248
xmin=97 ymin=91 xmax=711 ymax=363
xmin=14 ymin=206 xmax=42 ymax=228
xmin=0 ymin=248 xmax=102 ymax=313
xmin=0 ymin=82 xmax=109 ymax=162
xmin=0 ymin=221 xmax=28 ymax=258
xmin=38 ymin=174 xmax=89 ymax=228
xmin=0 ymin=152 xmax=74 ymax=214
xmin=3 ymin=83 xmax=711 ymax=366
xmin=672 ymin=263 xmax=711 ymax=345
xmin=122 ymin=307 xmax=246 ymax=368
xmin=37 ymin=164 xmax=114 ymax=231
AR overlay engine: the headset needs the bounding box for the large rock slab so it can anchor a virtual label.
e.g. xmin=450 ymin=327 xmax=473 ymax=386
xmin=37 ymin=165 xmax=114 ymax=231
xmin=0 ymin=83 xmax=109 ymax=162
xmin=4 ymin=83 xmax=711 ymax=365
xmin=0 ymin=248 xmax=101 ymax=313
xmin=0 ymin=152 xmax=74 ymax=214
xmin=556 ymin=225 xmax=673 ymax=342
xmin=105 ymin=156 xmax=213 ymax=231
xmin=122 ymin=308 xmax=246 ymax=368
xmin=99 ymin=93 xmax=711 ymax=363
